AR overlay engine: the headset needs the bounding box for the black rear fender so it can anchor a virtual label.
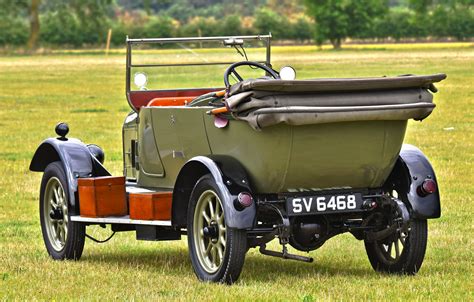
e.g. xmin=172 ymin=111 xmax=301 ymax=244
xmin=386 ymin=144 xmax=441 ymax=219
xmin=172 ymin=155 xmax=255 ymax=229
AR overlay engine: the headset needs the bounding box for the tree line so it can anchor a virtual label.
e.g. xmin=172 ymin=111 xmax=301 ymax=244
xmin=0 ymin=0 xmax=472 ymax=50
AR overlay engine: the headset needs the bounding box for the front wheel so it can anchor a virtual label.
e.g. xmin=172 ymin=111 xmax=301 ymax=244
xmin=187 ymin=174 xmax=247 ymax=284
xmin=40 ymin=161 xmax=85 ymax=260
xmin=365 ymin=219 xmax=428 ymax=274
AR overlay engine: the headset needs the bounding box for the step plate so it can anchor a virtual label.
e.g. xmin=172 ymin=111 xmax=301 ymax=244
xmin=70 ymin=215 xmax=172 ymax=226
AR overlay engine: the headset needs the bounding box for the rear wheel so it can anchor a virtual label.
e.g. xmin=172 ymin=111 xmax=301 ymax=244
xmin=365 ymin=217 xmax=428 ymax=274
xmin=187 ymin=174 xmax=247 ymax=284
xmin=40 ymin=162 xmax=85 ymax=260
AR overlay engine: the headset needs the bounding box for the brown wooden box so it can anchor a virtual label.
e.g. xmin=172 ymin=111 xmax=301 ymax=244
xmin=129 ymin=192 xmax=172 ymax=220
xmin=78 ymin=176 xmax=127 ymax=217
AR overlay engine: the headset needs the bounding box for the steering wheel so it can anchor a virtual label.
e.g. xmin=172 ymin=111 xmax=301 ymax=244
xmin=224 ymin=61 xmax=280 ymax=88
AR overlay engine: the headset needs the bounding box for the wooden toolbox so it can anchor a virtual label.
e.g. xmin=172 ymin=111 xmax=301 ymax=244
xmin=129 ymin=192 xmax=172 ymax=220
xmin=78 ymin=176 xmax=127 ymax=217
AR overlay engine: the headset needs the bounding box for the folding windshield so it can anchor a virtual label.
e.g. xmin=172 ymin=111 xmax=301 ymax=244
xmin=126 ymin=35 xmax=272 ymax=92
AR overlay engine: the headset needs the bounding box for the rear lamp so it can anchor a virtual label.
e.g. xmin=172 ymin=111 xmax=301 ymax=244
xmin=234 ymin=192 xmax=253 ymax=211
xmin=417 ymin=179 xmax=437 ymax=197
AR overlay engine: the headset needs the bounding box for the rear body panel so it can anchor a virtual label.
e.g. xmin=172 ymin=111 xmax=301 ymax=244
xmin=205 ymin=118 xmax=407 ymax=192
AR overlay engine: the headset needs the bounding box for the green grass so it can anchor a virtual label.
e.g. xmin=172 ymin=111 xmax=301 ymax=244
xmin=0 ymin=43 xmax=473 ymax=301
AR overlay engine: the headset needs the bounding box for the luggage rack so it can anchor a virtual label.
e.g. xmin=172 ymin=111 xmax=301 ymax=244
xmin=70 ymin=215 xmax=172 ymax=226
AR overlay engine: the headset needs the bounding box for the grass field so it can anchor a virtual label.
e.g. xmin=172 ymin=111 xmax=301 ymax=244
xmin=0 ymin=43 xmax=473 ymax=301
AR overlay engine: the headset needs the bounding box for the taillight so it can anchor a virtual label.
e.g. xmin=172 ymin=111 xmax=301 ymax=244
xmin=234 ymin=192 xmax=253 ymax=211
xmin=417 ymin=179 xmax=437 ymax=197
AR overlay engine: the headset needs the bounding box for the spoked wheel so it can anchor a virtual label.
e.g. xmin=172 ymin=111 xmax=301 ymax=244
xmin=187 ymin=174 xmax=247 ymax=284
xmin=365 ymin=192 xmax=428 ymax=274
xmin=40 ymin=162 xmax=85 ymax=260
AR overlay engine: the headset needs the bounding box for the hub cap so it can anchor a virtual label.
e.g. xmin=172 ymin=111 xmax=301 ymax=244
xmin=43 ymin=177 xmax=68 ymax=251
xmin=193 ymin=190 xmax=226 ymax=274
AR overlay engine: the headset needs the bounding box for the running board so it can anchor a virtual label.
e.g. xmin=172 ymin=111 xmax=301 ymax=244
xmin=71 ymin=215 xmax=172 ymax=226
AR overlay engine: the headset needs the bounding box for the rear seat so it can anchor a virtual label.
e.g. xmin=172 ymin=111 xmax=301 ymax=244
xmin=147 ymin=96 xmax=198 ymax=107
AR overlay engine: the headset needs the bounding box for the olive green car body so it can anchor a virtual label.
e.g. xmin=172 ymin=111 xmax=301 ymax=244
xmin=125 ymin=108 xmax=407 ymax=193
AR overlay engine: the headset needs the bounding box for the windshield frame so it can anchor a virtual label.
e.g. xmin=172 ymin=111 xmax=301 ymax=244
xmin=125 ymin=34 xmax=272 ymax=112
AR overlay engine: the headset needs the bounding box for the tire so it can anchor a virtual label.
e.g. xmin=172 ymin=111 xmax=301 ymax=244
xmin=40 ymin=161 xmax=85 ymax=260
xmin=365 ymin=219 xmax=428 ymax=274
xmin=187 ymin=174 xmax=247 ymax=284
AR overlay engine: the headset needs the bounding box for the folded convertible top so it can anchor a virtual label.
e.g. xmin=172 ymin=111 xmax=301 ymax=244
xmin=226 ymin=74 xmax=447 ymax=130
xmin=229 ymin=74 xmax=447 ymax=96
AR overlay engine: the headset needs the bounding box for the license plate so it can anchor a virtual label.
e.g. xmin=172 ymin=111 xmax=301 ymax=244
xmin=287 ymin=193 xmax=363 ymax=215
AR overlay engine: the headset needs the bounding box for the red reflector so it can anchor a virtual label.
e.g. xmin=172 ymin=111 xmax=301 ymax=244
xmin=418 ymin=179 xmax=437 ymax=196
xmin=235 ymin=192 xmax=253 ymax=210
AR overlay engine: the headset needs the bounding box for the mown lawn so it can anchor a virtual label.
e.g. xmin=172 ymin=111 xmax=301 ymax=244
xmin=0 ymin=43 xmax=472 ymax=301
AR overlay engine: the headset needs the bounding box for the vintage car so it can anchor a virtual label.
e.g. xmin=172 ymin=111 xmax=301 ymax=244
xmin=30 ymin=35 xmax=445 ymax=284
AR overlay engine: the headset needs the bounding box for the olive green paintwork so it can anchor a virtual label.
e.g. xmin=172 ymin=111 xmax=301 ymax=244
xmin=126 ymin=106 xmax=407 ymax=193
xmin=123 ymin=112 xmax=138 ymax=180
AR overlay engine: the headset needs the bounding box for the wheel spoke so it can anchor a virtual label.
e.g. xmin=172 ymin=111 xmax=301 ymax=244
xmin=393 ymin=239 xmax=400 ymax=259
xmin=215 ymin=200 xmax=221 ymax=219
xmin=205 ymin=243 xmax=212 ymax=256
xmin=60 ymin=227 xmax=66 ymax=244
xmin=394 ymin=239 xmax=400 ymax=258
xmin=63 ymin=224 xmax=68 ymax=241
xmin=56 ymin=224 xmax=62 ymax=243
xmin=58 ymin=226 xmax=63 ymax=244
xmin=58 ymin=186 xmax=66 ymax=207
xmin=211 ymin=246 xmax=217 ymax=265
xmin=53 ymin=186 xmax=60 ymax=205
xmin=49 ymin=198 xmax=57 ymax=209
xmin=220 ymin=235 xmax=226 ymax=247
xmin=52 ymin=221 xmax=58 ymax=236
xmin=217 ymin=244 xmax=223 ymax=263
xmin=202 ymin=210 xmax=211 ymax=224
xmin=50 ymin=187 xmax=59 ymax=209
xmin=400 ymin=235 xmax=406 ymax=246
xmin=208 ymin=198 xmax=215 ymax=219
xmin=62 ymin=205 xmax=68 ymax=222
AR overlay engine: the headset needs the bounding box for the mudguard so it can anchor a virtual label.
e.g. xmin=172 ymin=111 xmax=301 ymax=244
xmin=386 ymin=144 xmax=441 ymax=219
xmin=172 ymin=155 xmax=255 ymax=229
xmin=30 ymin=137 xmax=110 ymax=215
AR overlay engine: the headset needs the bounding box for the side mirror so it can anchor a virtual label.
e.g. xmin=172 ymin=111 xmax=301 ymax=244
xmin=279 ymin=66 xmax=296 ymax=80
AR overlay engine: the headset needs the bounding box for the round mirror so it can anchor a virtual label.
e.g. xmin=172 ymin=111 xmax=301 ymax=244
xmin=279 ymin=66 xmax=296 ymax=81
xmin=134 ymin=72 xmax=148 ymax=88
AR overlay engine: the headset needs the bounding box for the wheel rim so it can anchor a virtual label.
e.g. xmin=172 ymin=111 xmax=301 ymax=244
xmin=193 ymin=190 xmax=226 ymax=274
xmin=43 ymin=177 xmax=68 ymax=251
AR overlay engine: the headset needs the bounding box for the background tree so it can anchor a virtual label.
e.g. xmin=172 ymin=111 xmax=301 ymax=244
xmin=304 ymin=0 xmax=388 ymax=49
xmin=0 ymin=0 xmax=30 ymax=47
xmin=254 ymin=7 xmax=291 ymax=39
xmin=27 ymin=0 xmax=41 ymax=50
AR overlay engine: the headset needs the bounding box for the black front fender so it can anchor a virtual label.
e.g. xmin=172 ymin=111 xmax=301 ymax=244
xmin=30 ymin=137 xmax=110 ymax=215
xmin=386 ymin=144 xmax=441 ymax=219
xmin=172 ymin=155 xmax=255 ymax=229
